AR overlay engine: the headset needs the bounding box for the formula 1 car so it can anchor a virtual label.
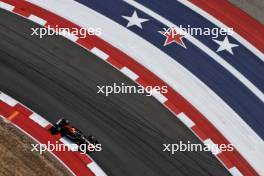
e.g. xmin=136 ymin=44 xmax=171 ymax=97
xmin=50 ymin=118 xmax=99 ymax=152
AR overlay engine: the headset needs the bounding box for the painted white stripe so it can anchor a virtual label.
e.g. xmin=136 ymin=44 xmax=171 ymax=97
xmin=87 ymin=162 xmax=107 ymax=176
xmin=0 ymin=91 xmax=76 ymax=175
xmin=91 ymin=47 xmax=109 ymax=60
xmin=178 ymin=0 xmax=264 ymax=62
xmin=177 ymin=112 xmax=195 ymax=128
xmin=13 ymin=125 xmax=76 ymax=176
xmin=59 ymin=30 xmax=79 ymax=42
xmin=229 ymin=167 xmax=243 ymax=176
xmin=0 ymin=93 xmax=18 ymax=106
xmin=25 ymin=1 xmax=264 ymax=174
xmin=29 ymin=113 xmax=50 ymax=128
xmin=0 ymin=91 xmax=91 ymax=175
xmin=1 ymin=114 xmax=11 ymax=124
xmin=59 ymin=137 xmax=79 ymax=152
xmin=120 ymin=67 xmax=139 ymax=80
xmin=28 ymin=14 xmax=47 ymax=26
xmin=0 ymin=1 xmax=15 ymax=11
xmin=203 ymin=139 xmax=221 ymax=155
xmin=151 ymin=89 xmax=167 ymax=103
xmin=124 ymin=0 xmax=264 ymax=103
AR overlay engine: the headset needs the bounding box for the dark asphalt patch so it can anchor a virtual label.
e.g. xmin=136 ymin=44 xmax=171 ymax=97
xmin=0 ymin=9 xmax=230 ymax=176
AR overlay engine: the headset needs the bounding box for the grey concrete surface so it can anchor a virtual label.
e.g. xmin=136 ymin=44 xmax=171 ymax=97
xmin=229 ymin=0 xmax=264 ymax=24
xmin=0 ymin=10 xmax=230 ymax=176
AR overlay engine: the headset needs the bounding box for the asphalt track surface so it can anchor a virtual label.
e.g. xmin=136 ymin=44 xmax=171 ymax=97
xmin=77 ymin=0 xmax=264 ymax=140
xmin=0 ymin=10 xmax=230 ymax=176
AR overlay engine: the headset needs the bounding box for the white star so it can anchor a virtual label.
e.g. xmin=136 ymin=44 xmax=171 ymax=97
xmin=213 ymin=36 xmax=239 ymax=55
xmin=122 ymin=11 xmax=149 ymax=29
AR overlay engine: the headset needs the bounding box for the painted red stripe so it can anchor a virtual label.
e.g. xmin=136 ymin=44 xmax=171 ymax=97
xmin=44 ymin=124 xmax=53 ymax=130
xmin=217 ymin=152 xmax=233 ymax=169
xmin=14 ymin=103 xmax=33 ymax=116
xmin=13 ymin=116 xmax=95 ymax=176
xmin=164 ymin=100 xmax=181 ymax=115
xmin=0 ymin=101 xmax=15 ymax=117
xmin=13 ymin=104 xmax=94 ymax=164
xmin=0 ymin=102 xmax=94 ymax=176
xmin=191 ymin=126 xmax=208 ymax=141
xmin=74 ymin=152 xmax=93 ymax=164
xmin=75 ymin=22 xmax=260 ymax=176
xmin=0 ymin=0 xmax=258 ymax=175
xmin=72 ymin=17 xmax=260 ymax=176
xmin=106 ymin=57 xmax=124 ymax=69
xmin=136 ymin=78 xmax=148 ymax=88
xmin=77 ymin=38 xmax=94 ymax=50
xmin=190 ymin=0 xmax=264 ymax=53
xmin=13 ymin=7 xmax=30 ymax=17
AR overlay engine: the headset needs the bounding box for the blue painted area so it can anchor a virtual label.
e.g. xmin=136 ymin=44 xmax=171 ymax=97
xmin=135 ymin=0 xmax=264 ymax=92
xmin=75 ymin=0 xmax=264 ymax=139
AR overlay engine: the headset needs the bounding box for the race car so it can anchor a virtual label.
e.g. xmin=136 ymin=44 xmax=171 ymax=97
xmin=49 ymin=118 xmax=99 ymax=153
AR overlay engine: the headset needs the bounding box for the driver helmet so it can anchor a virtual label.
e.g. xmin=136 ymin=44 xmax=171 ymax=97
xmin=69 ymin=127 xmax=77 ymax=134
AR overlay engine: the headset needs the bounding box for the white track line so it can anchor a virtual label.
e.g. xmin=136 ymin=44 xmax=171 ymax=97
xmin=177 ymin=112 xmax=195 ymax=128
xmin=87 ymin=161 xmax=107 ymax=176
xmin=203 ymin=139 xmax=221 ymax=155
xmin=229 ymin=167 xmax=243 ymax=176
xmin=28 ymin=14 xmax=47 ymax=26
xmin=29 ymin=113 xmax=50 ymax=128
xmin=59 ymin=137 xmax=79 ymax=152
xmin=91 ymin=47 xmax=109 ymax=60
xmin=120 ymin=67 xmax=139 ymax=80
xmin=151 ymin=89 xmax=168 ymax=103
xmin=18 ymin=1 xmax=264 ymax=174
xmin=0 ymin=1 xmax=15 ymax=11
xmin=124 ymin=0 xmax=264 ymax=103
xmin=59 ymin=30 xmax=79 ymax=42
xmin=0 ymin=93 xmax=18 ymax=106
xmin=178 ymin=0 xmax=264 ymax=62
xmin=13 ymin=124 xmax=77 ymax=176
